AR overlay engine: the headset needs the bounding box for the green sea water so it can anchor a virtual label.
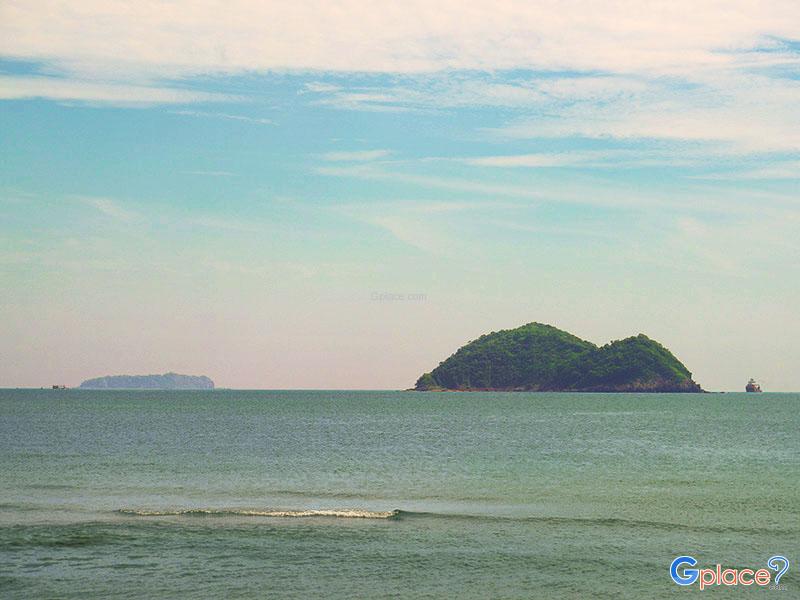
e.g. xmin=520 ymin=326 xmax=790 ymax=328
xmin=1 ymin=390 xmax=797 ymax=598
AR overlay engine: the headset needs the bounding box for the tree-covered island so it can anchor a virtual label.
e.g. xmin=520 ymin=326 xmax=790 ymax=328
xmin=415 ymin=323 xmax=703 ymax=392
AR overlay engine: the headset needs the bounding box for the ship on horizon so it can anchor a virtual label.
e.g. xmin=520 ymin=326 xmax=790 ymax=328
xmin=745 ymin=378 xmax=762 ymax=393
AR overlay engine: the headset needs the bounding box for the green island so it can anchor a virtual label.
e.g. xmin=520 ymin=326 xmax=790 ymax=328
xmin=414 ymin=323 xmax=703 ymax=392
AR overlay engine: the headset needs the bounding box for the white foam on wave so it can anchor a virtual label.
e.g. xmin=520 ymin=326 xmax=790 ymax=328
xmin=118 ymin=508 xmax=400 ymax=519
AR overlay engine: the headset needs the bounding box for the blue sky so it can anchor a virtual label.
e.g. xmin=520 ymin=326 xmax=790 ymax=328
xmin=1 ymin=2 xmax=799 ymax=389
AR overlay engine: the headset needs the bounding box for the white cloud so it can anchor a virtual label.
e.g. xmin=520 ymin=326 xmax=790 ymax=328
xmin=188 ymin=215 xmax=266 ymax=233
xmin=488 ymin=72 xmax=800 ymax=153
xmin=171 ymin=110 xmax=274 ymax=125
xmin=464 ymin=152 xmax=613 ymax=168
xmin=662 ymin=214 xmax=800 ymax=276
xmin=333 ymin=199 xmax=521 ymax=255
xmin=311 ymin=91 xmax=414 ymax=113
xmin=78 ymin=196 xmax=139 ymax=221
xmin=490 ymin=219 xmax=618 ymax=240
xmin=316 ymin=164 xmax=547 ymax=201
xmin=317 ymin=163 xmax=800 ymax=216
xmin=307 ymin=78 xmax=548 ymax=111
xmin=2 ymin=1 xmax=799 ymax=76
xmin=181 ymin=170 xmax=238 ymax=177
xmin=0 ymin=75 xmax=237 ymax=106
xmin=362 ymin=215 xmax=447 ymax=254
xmin=692 ymin=161 xmax=800 ymax=180
xmin=71 ymin=196 xmax=276 ymax=232
xmin=304 ymin=69 xmax=800 ymax=153
xmin=321 ymin=150 xmax=391 ymax=162
xmin=2 ymin=2 xmax=800 ymax=152
xmin=460 ymin=147 xmax=745 ymax=169
xmin=304 ymin=82 xmax=342 ymax=93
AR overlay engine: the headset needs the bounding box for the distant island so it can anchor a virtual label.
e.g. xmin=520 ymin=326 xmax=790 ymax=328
xmin=414 ymin=323 xmax=703 ymax=392
xmin=79 ymin=372 xmax=215 ymax=390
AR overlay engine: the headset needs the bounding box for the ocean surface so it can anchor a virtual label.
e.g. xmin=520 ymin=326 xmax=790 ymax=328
xmin=1 ymin=390 xmax=797 ymax=598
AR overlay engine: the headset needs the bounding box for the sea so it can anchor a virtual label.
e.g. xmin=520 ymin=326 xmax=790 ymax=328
xmin=1 ymin=390 xmax=797 ymax=598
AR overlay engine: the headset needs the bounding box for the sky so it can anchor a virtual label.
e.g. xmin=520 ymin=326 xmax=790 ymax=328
xmin=1 ymin=1 xmax=799 ymax=391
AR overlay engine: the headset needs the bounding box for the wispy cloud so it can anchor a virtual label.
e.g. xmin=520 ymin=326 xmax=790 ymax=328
xmin=316 ymin=164 xmax=547 ymax=201
xmin=181 ymin=170 xmax=238 ymax=177
xmin=459 ymin=148 xmax=728 ymax=169
xmin=73 ymin=196 xmax=270 ymax=232
xmin=304 ymin=82 xmax=342 ymax=93
xmin=78 ymin=196 xmax=139 ymax=221
xmin=486 ymin=71 xmax=800 ymax=153
xmin=465 ymin=154 xmax=585 ymax=168
xmin=659 ymin=214 xmax=800 ymax=276
xmin=332 ymin=199 xmax=520 ymax=255
xmin=490 ymin=219 xmax=618 ymax=240
xmin=3 ymin=2 xmax=800 ymax=159
xmin=305 ymin=78 xmax=547 ymax=112
xmin=188 ymin=215 xmax=267 ymax=233
xmin=171 ymin=110 xmax=274 ymax=125
xmin=311 ymin=91 xmax=414 ymax=113
xmin=691 ymin=161 xmax=800 ymax=180
xmin=337 ymin=199 xmax=521 ymax=214
xmin=3 ymin=2 xmax=798 ymax=76
xmin=320 ymin=150 xmax=391 ymax=161
xmin=317 ymin=163 xmax=800 ymax=216
xmin=304 ymin=68 xmax=800 ymax=155
xmin=361 ymin=215 xmax=447 ymax=254
xmin=0 ymin=75 xmax=238 ymax=106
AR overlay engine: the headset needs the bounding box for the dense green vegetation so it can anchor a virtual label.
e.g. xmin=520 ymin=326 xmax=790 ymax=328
xmin=415 ymin=323 xmax=702 ymax=392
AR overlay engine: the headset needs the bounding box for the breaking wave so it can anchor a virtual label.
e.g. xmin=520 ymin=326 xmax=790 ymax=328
xmin=115 ymin=509 xmax=794 ymax=535
xmin=117 ymin=508 xmax=400 ymax=519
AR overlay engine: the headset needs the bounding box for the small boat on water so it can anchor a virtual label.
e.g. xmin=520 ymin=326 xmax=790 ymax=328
xmin=745 ymin=378 xmax=762 ymax=393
